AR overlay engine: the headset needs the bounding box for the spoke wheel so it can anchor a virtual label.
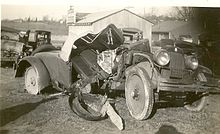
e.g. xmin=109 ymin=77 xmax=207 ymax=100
xmin=125 ymin=66 xmax=154 ymax=120
xmin=25 ymin=66 xmax=39 ymax=95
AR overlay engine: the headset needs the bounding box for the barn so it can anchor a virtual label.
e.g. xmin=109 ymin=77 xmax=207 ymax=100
xmin=68 ymin=9 xmax=153 ymax=44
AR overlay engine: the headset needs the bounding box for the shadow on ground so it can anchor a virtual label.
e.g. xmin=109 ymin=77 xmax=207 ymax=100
xmin=155 ymin=125 xmax=182 ymax=134
xmin=0 ymin=130 xmax=9 ymax=134
xmin=0 ymin=97 xmax=57 ymax=127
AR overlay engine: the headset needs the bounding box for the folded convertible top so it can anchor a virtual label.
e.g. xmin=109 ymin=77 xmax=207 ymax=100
xmin=72 ymin=24 xmax=125 ymax=55
xmin=60 ymin=24 xmax=124 ymax=61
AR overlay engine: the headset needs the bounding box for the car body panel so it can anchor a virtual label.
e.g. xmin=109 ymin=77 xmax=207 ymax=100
xmin=15 ymin=56 xmax=50 ymax=92
xmin=34 ymin=51 xmax=72 ymax=88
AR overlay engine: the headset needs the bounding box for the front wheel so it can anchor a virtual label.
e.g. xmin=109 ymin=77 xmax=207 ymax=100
xmin=125 ymin=65 xmax=154 ymax=120
xmin=69 ymin=90 xmax=107 ymax=121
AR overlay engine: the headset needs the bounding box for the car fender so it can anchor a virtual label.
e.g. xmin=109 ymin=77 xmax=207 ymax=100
xmin=31 ymin=45 xmax=58 ymax=56
xmin=125 ymin=61 xmax=158 ymax=90
xmin=15 ymin=56 xmax=51 ymax=91
xmin=198 ymin=65 xmax=213 ymax=75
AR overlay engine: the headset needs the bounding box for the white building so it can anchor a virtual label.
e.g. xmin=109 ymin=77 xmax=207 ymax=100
xmin=68 ymin=9 xmax=153 ymax=43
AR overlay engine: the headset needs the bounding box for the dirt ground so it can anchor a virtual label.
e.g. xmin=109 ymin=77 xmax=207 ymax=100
xmin=0 ymin=67 xmax=220 ymax=134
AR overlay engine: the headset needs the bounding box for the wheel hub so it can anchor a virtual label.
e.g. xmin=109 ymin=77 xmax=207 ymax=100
xmin=25 ymin=67 xmax=39 ymax=95
xmin=131 ymin=88 xmax=139 ymax=100
xmin=30 ymin=77 xmax=36 ymax=86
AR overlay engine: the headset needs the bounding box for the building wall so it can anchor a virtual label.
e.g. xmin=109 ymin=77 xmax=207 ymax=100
xmin=152 ymin=33 xmax=159 ymax=41
xmin=68 ymin=25 xmax=93 ymax=36
xmin=92 ymin=10 xmax=152 ymax=43
xmin=68 ymin=10 xmax=152 ymax=45
xmin=152 ymin=32 xmax=169 ymax=42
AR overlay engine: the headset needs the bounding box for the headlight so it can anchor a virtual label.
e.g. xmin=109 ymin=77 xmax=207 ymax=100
xmin=154 ymin=50 xmax=170 ymax=66
xmin=185 ymin=56 xmax=198 ymax=70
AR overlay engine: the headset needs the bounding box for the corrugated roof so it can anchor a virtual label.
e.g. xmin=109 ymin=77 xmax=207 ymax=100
xmin=74 ymin=9 xmax=153 ymax=26
xmin=152 ymin=21 xmax=187 ymax=33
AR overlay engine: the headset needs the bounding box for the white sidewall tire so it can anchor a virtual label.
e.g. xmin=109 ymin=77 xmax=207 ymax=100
xmin=25 ymin=66 xmax=39 ymax=95
xmin=125 ymin=66 xmax=154 ymax=120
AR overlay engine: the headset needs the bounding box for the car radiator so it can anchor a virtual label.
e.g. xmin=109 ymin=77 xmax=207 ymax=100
xmin=168 ymin=52 xmax=185 ymax=78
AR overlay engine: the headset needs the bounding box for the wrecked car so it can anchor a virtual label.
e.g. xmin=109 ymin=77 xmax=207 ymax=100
xmin=15 ymin=24 xmax=220 ymax=130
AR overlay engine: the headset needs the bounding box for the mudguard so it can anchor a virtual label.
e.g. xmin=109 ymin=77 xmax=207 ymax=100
xmin=125 ymin=61 xmax=158 ymax=90
xmin=31 ymin=45 xmax=58 ymax=56
xmin=198 ymin=65 xmax=212 ymax=75
xmin=15 ymin=56 xmax=51 ymax=92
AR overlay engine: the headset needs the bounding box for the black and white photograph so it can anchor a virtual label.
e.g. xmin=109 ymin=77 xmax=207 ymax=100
xmin=1 ymin=0 xmax=220 ymax=133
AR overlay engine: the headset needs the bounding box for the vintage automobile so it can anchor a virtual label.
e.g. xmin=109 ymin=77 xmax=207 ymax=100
xmin=13 ymin=30 xmax=53 ymax=69
xmin=27 ymin=30 xmax=52 ymax=50
xmin=1 ymin=27 xmax=52 ymax=67
xmin=19 ymin=30 xmax=52 ymax=56
xmin=1 ymin=26 xmax=25 ymax=66
xmin=152 ymin=39 xmax=210 ymax=69
xmin=121 ymin=27 xmax=143 ymax=43
xmin=15 ymin=24 xmax=220 ymax=129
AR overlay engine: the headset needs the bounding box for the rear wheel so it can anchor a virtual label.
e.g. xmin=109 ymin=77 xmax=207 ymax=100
xmin=184 ymin=95 xmax=207 ymax=111
xmin=25 ymin=66 xmax=40 ymax=95
xmin=125 ymin=65 xmax=154 ymax=120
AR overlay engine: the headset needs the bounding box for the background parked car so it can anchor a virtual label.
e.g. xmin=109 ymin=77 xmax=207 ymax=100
xmin=1 ymin=26 xmax=25 ymax=67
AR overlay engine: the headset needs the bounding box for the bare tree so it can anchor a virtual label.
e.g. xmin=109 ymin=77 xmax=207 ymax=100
xmin=174 ymin=7 xmax=195 ymax=21
xmin=27 ymin=16 xmax=31 ymax=22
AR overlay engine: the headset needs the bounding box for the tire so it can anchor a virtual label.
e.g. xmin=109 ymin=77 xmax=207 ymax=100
xmin=184 ymin=95 xmax=207 ymax=111
xmin=69 ymin=91 xmax=106 ymax=121
xmin=31 ymin=45 xmax=58 ymax=56
xmin=24 ymin=66 xmax=40 ymax=95
xmin=184 ymin=73 xmax=208 ymax=111
xmin=125 ymin=65 xmax=154 ymax=120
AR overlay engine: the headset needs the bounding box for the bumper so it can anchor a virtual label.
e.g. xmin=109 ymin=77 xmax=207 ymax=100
xmin=158 ymin=78 xmax=220 ymax=93
xmin=1 ymin=57 xmax=16 ymax=62
xmin=158 ymin=82 xmax=220 ymax=93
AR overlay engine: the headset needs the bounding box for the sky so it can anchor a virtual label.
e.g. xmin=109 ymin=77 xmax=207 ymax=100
xmin=1 ymin=0 xmax=220 ymax=20
xmin=1 ymin=5 xmax=174 ymax=20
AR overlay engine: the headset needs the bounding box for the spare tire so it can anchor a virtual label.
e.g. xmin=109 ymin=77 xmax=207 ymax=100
xmin=31 ymin=45 xmax=58 ymax=56
xmin=69 ymin=92 xmax=107 ymax=121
